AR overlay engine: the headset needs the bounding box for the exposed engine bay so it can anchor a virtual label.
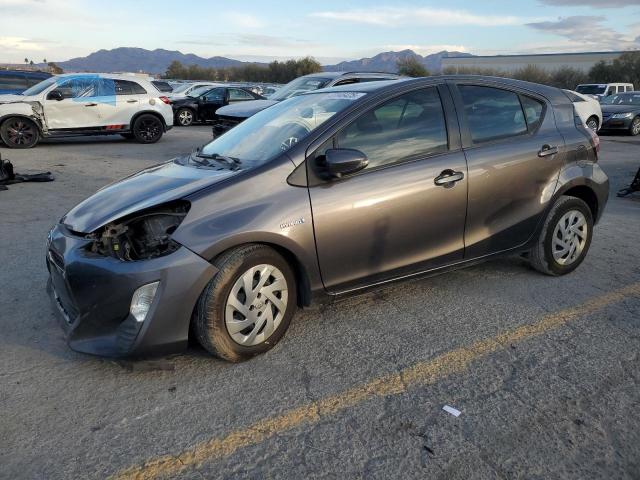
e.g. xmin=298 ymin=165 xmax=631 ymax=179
xmin=90 ymin=202 xmax=189 ymax=261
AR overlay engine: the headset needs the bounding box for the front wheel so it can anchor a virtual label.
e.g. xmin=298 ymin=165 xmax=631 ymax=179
xmin=193 ymin=245 xmax=297 ymax=362
xmin=132 ymin=114 xmax=164 ymax=143
xmin=586 ymin=116 xmax=599 ymax=132
xmin=175 ymin=108 xmax=195 ymax=126
xmin=528 ymin=196 xmax=593 ymax=276
xmin=629 ymin=116 xmax=640 ymax=136
xmin=0 ymin=117 xmax=40 ymax=148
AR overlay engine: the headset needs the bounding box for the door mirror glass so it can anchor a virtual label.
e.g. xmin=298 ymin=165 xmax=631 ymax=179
xmin=47 ymin=90 xmax=64 ymax=101
xmin=324 ymin=148 xmax=368 ymax=177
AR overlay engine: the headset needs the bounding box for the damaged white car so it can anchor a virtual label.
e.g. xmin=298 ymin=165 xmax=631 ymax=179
xmin=0 ymin=73 xmax=173 ymax=148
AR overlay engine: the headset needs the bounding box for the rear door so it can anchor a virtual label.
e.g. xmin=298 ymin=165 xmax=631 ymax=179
xmin=449 ymin=82 xmax=566 ymax=258
xmin=98 ymin=79 xmax=147 ymax=128
xmin=309 ymin=85 xmax=468 ymax=292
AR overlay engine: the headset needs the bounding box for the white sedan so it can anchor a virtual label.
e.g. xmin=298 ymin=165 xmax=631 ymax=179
xmin=564 ymin=89 xmax=602 ymax=132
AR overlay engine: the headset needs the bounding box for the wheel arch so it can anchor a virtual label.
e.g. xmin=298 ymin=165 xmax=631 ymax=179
xmin=129 ymin=110 xmax=167 ymax=131
xmin=0 ymin=113 xmax=44 ymax=134
xmin=174 ymin=106 xmax=198 ymax=123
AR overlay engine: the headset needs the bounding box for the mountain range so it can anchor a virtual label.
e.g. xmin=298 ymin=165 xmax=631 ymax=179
xmin=52 ymin=47 xmax=473 ymax=75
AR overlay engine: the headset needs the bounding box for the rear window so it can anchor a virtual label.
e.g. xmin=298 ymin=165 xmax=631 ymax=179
xmin=113 ymin=80 xmax=147 ymax=95
xmin=576 ymin=85 xmax=606 ymax=95
xmin=459 ymin=85 xmax=527 ymax=143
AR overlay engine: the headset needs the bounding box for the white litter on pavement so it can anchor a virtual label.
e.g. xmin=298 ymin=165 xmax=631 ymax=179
xmin=443 ymin=405 xmax=461 ymax=417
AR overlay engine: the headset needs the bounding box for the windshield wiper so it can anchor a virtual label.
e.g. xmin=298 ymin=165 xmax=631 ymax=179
xmin=190 ymin=148 xmax=241 ymax=170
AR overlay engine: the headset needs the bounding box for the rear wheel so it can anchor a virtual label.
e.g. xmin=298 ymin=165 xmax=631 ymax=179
xmin=132 ymin=114 xmax=163 ymax=143
xmin=175 ymin=108 xmax=195 ymax=126
xmin=193 ymin=245 xmax=297 ymax=362
xmin=528 ymin=196 xmax=593 ymax=276
xmin=629 ymin=116 xmax=640 ymax=136
xmin=0 ymin=117 xmax=40 ymax=148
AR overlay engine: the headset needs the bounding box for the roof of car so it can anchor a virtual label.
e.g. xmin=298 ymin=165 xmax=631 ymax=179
xmin=314 ymin=75 xmax=569 ymax=103
xmin=54 ymin=73 xmax=155 ymax=82
xmin=305 ymin=71 xmax=401 ymax=80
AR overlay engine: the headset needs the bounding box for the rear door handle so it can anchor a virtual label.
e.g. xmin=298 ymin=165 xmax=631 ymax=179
xmin=538 ymin=145 xmax=558 ymax=157
xmin=85 ymin=103 xmax=98 ymax=107
xmin=434 ymin=169 xmax=464 ymax=188
xmin=126 ymin=99 xmax=138 ymax=103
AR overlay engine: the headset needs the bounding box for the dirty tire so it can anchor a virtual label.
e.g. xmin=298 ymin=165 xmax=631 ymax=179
xmin=132 ymin=114 xmax=163 ymax=144
xmin=193 ymin=244 xmax=297 ymax=362
xmin=528 ymin=196 xmax=593 ymax=276
xmin=0 ymin=117 xmax=40 ymax=149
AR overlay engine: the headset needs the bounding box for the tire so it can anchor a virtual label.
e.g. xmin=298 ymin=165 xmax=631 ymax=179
xmin=193 ymin=244 xmax=297 ymax=362
xmin=132 ymin=114 xmax=164 ymax=144
xmin=175 ymin=108 xmax=195 ymax=127
xmin=629 ymin=116 xmax=640 ymax=136
xmin=586 ymin=116 xmax=599 ymax=132
xmin=0 ymin=117 xmax=40 ymax=148
xmin=528 ymin=196 xmax=593 ymax=276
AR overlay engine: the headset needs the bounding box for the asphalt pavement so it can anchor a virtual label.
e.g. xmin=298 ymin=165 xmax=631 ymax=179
xmin=1 ymin=127 xmax=639 ymax=480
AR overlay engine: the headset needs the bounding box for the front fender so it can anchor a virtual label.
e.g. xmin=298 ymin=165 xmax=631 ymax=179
xmin=0 ymin=101 xmax=46 ymax=132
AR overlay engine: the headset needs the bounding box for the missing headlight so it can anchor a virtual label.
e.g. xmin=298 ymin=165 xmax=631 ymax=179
xmin=91 ymin=201 xmax=190 ymax=261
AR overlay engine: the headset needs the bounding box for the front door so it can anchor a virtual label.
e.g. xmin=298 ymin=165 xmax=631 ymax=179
xmin=198 ymin=87 xmax=226 ymax=121
xmin=43 ymin=77 xmax=105 ymax=129
xmin=309 ymin=86 xmax=468 ymax=293
xmin=450 ymin=82 xmax=566 ymax=258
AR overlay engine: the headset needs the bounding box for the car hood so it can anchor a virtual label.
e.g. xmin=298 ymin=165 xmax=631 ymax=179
xmin=0 ymin=94 xmax=35 ymax=104
xmin=216 ymin=99 xmax=278 ymax=119
xmin=63 ymin=159 xmax=241 ymax=233
xmin=601 ymin=104 xmax=640 ymax=114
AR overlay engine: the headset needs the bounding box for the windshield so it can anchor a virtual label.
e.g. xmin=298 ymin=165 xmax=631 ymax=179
xmin=200 ymin=91 xmax=366 ymax=164
xmin=576 ymin=85 xmax=606 ymax=95
xmin=170 ymin=83 xmax=192 ymax=94
xmin=270 ymin=76 xmax=331 ymax=101
xmin=21 ymin=76 xmax=58 ymax=96
xmin=601 ymin=93 xmax=640 ymax=106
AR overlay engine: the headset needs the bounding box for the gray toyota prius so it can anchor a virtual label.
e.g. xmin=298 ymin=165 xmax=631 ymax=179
xmin=46 ymin=76 xmax=609 ymax=361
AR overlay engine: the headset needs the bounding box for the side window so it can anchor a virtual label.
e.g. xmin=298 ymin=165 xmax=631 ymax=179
xmin=459 ymin=85 xmax=527 ymax=143
xmin=334 ymin=78 xmax=359 ymax=86
xmin=520 ymin=95 xmax=544 ymax=131
xmin=0 ymin=74 xmax=27 ymax=90
xmin=228 ymin=88 xmax=254 ymax=101
xmin=336 ymin=87 xmax=448 ymax=170
xmin=626 ymin=86 xmax=633 ymax=92
xmin=113 ymin=80 xmax=146 ymax=95
xmin=203 ymin=88 xmax=225 ymax=102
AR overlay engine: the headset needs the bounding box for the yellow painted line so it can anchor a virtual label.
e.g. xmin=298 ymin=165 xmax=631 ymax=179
xmin=112 ymin=282 xmax=640 ymax=480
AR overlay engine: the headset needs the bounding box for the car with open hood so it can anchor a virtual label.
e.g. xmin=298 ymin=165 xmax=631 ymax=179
xmin=46 ymin=76 xmax=608 ymax=361
xmin=0 ymin=73 xmax=173 ymax=148
xmin=213 ymin=71 xmax=401 ymax=135
xmin=599 ymin=91 xmax=640 ymax=135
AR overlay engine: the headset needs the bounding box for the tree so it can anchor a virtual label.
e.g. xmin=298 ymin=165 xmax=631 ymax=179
xmin=29 ymin=60 xmax=34 ymax=66
xmin=43 ymin=58 xmax=47 ymax=64
xmin=396 ymin=56 xmax=430 ymax=77
xmin=47 ymin=62 xmax=64 ymax=74
xmin=24 ymin=57 xmax=28 ymax=64
xmin=549 ymin=67 xmax=588 ymax=90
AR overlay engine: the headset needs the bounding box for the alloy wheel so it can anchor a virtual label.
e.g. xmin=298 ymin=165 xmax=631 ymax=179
xmin=551 ymin=210 xmax=588 ymax=266
xmin=631 ymin=117 xmax=640 ymax=136
xmin=135 ymin=118 xmax=162 ymax=142
xmin=225 ymin=264 xmax=288 ymax=346
xmin=178 ymin=110 xmax=193 ymax=126
xmin=6 ymin=119 xmax=36 ymax=146
xmin=586 ymin=118 xmax=598 ymax=132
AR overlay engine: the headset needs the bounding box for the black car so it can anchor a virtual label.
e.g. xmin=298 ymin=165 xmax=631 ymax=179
xmin=600 ymin=92 xmax=640 ymax=135
xmin=171 ymin=86 xmax=264 ymax=126
xmin=213 ymin=71 xmax=401 ymax=134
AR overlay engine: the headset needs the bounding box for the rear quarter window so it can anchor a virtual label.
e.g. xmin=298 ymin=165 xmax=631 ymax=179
xmin=113 ymin=80 xmax=147 ymax=95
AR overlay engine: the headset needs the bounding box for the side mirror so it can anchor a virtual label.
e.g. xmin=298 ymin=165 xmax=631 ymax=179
xmin=47 ymin=90 xmax=64 ymax=101
xmin=324 ymin=148 xmax=368 ymax=178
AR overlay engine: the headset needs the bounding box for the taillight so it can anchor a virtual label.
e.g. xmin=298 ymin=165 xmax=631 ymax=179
xmin=587 ymin=127 xmax=600 ymax=156
xmin=159 ymin=96 xmax=171 ymax=104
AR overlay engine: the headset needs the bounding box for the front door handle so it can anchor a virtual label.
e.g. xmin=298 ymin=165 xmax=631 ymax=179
xmin=126 ymin=99 xmax=138 ymax=103
xmin=85 ymin=103 xmax=98 ymax=107
xmin=538 ymin=145 xmax=558 ymax=157
xmin=434 ymin=169 xmax=464 ymax=188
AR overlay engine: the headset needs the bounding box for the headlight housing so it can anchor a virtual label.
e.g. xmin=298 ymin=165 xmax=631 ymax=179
xmin=90 ymin=201 xmax=189 ymax=261
xmin=130 ymin=282 xmax=160 ymax=322
xmin=611 ymin=112 xmax=634 ymax=119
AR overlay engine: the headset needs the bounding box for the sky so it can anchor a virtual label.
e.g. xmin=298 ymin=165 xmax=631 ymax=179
xmin=1 ymin=0 xmax=639 ymax=64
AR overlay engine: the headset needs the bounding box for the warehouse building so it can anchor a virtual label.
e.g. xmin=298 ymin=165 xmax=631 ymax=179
xmin=441 ymin=51 xmax=630 ymax=73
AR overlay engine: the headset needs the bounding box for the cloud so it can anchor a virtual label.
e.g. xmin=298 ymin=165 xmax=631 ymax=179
xmin=538 ymin=0 xmax=640 ymax=6
xmin=178 ymin=34 xmax=315 ymax=49
xmin=526 ymin=16 xmax=640 ymax=50
xmin=222 ymin=12 xmax=265 ymax=29
xmin=0 ymin=36 xmax=49 ymax=52
xmin=310 ymin=7 xmax=527 ymax=27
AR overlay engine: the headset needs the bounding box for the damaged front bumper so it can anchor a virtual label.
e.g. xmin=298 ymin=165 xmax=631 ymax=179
xmin=46 ymin=223 xmax=217 ymax=357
